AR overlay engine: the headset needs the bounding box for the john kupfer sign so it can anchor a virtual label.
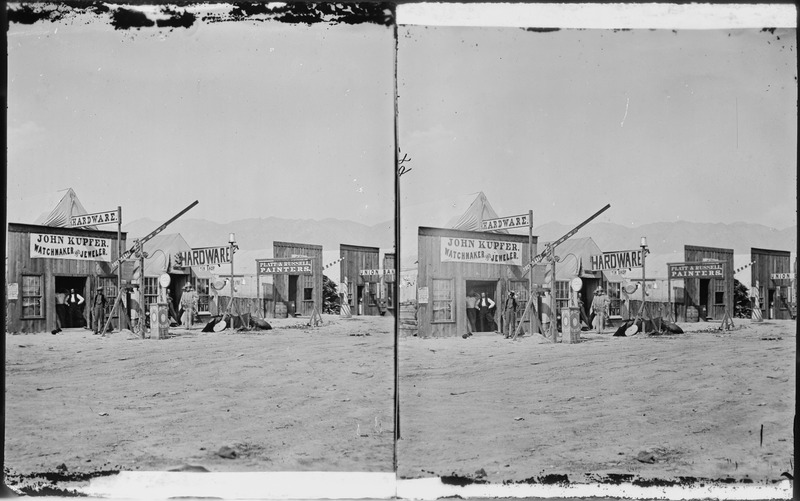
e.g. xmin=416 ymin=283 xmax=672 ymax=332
xmin=590 ymin=250 xmax=643 ymax=271
xmin=440 ymin=237 xmax=522 ymax=266
xmin=175 ymin=246 xmax=232 ymax=267
xmin=30 ymin=233 xmax=112 ymax=261
xmin=669 ymin=262 xmax=725 ymax=279
xmin=480 ymin=213 xmax=530 ymax=231
xmin=257 ymin=258 xmax=313 ymax=275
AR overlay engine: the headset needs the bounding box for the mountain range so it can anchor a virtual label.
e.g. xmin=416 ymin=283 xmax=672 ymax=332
xmin=123 ymin=217 xmax=795 ymax=257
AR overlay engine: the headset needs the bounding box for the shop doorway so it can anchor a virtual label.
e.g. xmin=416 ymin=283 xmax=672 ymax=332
xmin=466 ymin=279 xmax=498 ymax=332
xmin=698 ymin=279 xmax=710 ymax=319
xmin=767 ymin=289 xmax=776 ymax=319
xmin=357 ymin=285 xmax=365 ymax=315
xmin=55 ymin=276 xmax=88 ymax=329
xmin=288 ymin=275 xmax=299 ymax=316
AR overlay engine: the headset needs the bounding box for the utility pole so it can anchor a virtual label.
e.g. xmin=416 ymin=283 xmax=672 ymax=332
xmin=134 ymin=239 xmax=147 ymax=339
xmin=639 ymin=237 xmax=648 ymax=318
xmin=528 ymin=209 xmax=533 ymax=335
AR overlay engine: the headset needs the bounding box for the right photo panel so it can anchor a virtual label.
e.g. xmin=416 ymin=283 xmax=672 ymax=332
xmin=396 ymin=12 xmax=796 ymax=491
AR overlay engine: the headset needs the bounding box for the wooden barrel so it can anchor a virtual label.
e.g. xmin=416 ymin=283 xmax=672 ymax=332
xmin=686 ymin=306 xmax=699 ymax=323
xmin=275 ymin=302 xmax=288 ymax=319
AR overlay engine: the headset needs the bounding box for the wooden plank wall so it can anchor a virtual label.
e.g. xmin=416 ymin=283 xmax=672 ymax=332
xmin=340 ymin=244 xmax=380 ymax=316
xmin=417 ymin=227 xmax=534 ymax=338
xmin=751 ymin=247 xmax=792 ymax=320
xmin=272 ymin=241 xmax=323 ymax=317
xmin=6 ymin=223 xmax=127 ymax=334
xmin=683 ymin=244 xmax=734 ymax=320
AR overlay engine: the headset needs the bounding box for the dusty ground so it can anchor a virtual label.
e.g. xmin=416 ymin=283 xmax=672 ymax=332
xmin=398 ymin=318 xmax=795 ymax=485
xmin=5 ymin=314 xmax=394 ymax=490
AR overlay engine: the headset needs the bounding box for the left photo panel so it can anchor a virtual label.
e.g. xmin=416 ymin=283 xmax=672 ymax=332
xmin=5 ymin=2 xmax=397 ymax=492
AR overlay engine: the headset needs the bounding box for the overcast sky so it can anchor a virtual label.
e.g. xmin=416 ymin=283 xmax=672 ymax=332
xmin=398 ymin=26 xmax=796 ymax=231
xmin=7 ymin=10 xmax=394 ymax=226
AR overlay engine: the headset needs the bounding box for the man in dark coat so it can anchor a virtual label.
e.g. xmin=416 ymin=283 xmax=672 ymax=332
xmin=477 ymin=292 xmax=496 ymax=332
xmin=92 ymin=287 xmax=107 ymax=334
xmin=66 ymin=288 xmax=85 ymax=328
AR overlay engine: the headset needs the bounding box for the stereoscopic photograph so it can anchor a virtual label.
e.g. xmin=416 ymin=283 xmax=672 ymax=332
xmin=5 ymin=2 xmax=395 ymax=495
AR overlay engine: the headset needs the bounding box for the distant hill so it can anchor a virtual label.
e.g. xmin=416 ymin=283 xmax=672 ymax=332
xmin=122 ymin=217 xmax=394 ymax=252
xmin=123 ymin=216 xmax=794 ymax=259
xmin=534 ymin=221 xmax=797 ymax=256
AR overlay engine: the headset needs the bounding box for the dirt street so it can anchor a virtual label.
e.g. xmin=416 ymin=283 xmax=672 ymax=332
xmin=5 ymin=314 xmax=394 ymax=487
xmin=398 ymin=319 xmax=795 ymax=484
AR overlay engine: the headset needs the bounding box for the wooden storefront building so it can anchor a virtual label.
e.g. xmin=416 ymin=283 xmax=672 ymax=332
xmin=340 ymin=244 xmax=381 ymax=316
xmin=417 ymin=226 xmax=535 ymax=338
xmin=751 ymin=247 xmax=794 ymax=320
xmin=271 ymin=241 xmax=323 ymax=317
xmin=6 ymin=222 xmax=128 ymax=333
xmin=682 ymin=245 xmax=734 ymax=320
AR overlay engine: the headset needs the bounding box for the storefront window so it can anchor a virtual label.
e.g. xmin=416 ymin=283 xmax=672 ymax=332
xmin=606 ymin=282 xmax=621 ymax=316
xmin=143 ymin=277 xmax=158 ymax=312
xmin=386 ymin=282 xmax=395 ymax=309
xmin=432 ymin=278 xmax=454 ymax=323
xmin=304 ymin=287 xmax=313 ymax=301
xmin=22 ymin=275 xmax=43 ymax=318
xmin=193 ymin=277 xmax=210 ymax=313
xmin=714 ymin=279 xmax=725 ymax=305
xmin=368 ymin=282 xmax=378 ymax=306
xmin=554 ymin=281 xmax=570 ymax=311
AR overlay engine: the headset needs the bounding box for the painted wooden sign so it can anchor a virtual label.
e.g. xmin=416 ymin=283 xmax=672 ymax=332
xmin=590 ymin=249 xmax=643 ymax=271
xmin=70 ymin=210 xmax=119 ymax=227
xmin=359 ymin=269 xmax=396 ymax=276
xmin=440 ymin=237 xmax=522 ymax=265
xmin=257 ymin=258 xmax=313 ymax=275
xmin=481 ymin=213 xmax=530 ymax=231
xmin=771 ymin=272 xmax=793 ymax=280
xmin=668 ymin=262 xmax=724 ymax=279
xmin=175 ymin=246 xmax=232 ymax=267
xmin=30 ymin=233 xmax=112 ymax=261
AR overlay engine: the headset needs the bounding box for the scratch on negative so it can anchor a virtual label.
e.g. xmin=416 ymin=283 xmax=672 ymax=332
xmin=620 ymin=97 xmax=630 ymax=127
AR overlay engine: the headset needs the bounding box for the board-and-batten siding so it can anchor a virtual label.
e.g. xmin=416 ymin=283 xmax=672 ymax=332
xmin=417 ymin=226 xmax=534 ymax=338
xmin=751 ymin=247 xmax=793 ymax=320
xmin=272 ymin=241 xmax=323 ymax=317
xmin=340 ymin=244 xmax=381 ymax=316
xmin=683 ymin=245 xmax=734 ymax=320
xmin=7 ymin=223 xmax=127 ymax=334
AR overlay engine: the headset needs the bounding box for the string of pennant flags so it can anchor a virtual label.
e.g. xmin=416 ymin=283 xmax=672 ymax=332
xmin=733 ymin=261 xmax=756 ymax=275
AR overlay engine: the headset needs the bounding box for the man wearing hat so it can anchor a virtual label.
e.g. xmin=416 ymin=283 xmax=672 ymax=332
xmin=180 ymin=284 xmax=197 ymax=329
xmin=502 ymin=290 xmax=518 ymax=339
xmin=590 ymin=287 xmax=609 ymax=334
xmin=92 ymin=287 xmax=107 ymax=335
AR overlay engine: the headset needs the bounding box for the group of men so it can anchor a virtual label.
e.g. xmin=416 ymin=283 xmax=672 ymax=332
xmin=52 ymin=283 xmax=200 ymax=335
xmin=462 ymin=285 xmax=613 ymax=339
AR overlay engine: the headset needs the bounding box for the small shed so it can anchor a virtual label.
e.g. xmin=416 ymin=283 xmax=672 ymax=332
xmin=340 ymin=244 xmax=382 ymax=316
xmin=416 ymin=226 xmax=534 ymax=338
xmin=682 ymin=245 xmax=734 ymax=320
xmin=271 ymin=241 xmax=323 ymax=317
xmin=751 ymin=247 xmax=794 ymax=320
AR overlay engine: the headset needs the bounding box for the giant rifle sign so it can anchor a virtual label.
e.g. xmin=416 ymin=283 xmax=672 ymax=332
xmin=70 ymin=210 xmax=120 ymax=227
xmin=110 ymin=200 xmax=199 ymax=272
xmin=257 ymin=258 xmax=313 ymax=275
xmin=590 ymin=249 xmax=644 ymax=271
xmin=174 ymin=246 xmax=232 ymax=268
xmin=523 ymin=204 xmax=611 ymax=273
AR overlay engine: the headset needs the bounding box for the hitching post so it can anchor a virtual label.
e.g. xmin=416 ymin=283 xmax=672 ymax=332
xmin=528 ymin=209 xmax=533 ymax=335
xmin=549 ymin=250 xmax=557 ymax=342
xmin=640 ymin=237 xmax=648 ymax=318
xmin=229 ymin=233 xmax=236 ymax=330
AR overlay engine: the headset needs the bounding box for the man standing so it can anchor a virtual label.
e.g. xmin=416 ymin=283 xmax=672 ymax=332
xmin=502 ymin=291 xmax=518 ymax=339
xmin=92 ymin=287 xmax=107 ymax=335
xmin=465 ymin=291 xmax=478 ymax=334
xmin=180 ymin=284 xmax=198 ymax=329
xmin=591 ymin=287 xmax=609 ymax=334
xmin=66 ymin=288 xmax=85 ymax=328
xmin=54 ymin=289 xmax=68 ymax=330
xmin=477 ymin=292 xmax=495 ymax=332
